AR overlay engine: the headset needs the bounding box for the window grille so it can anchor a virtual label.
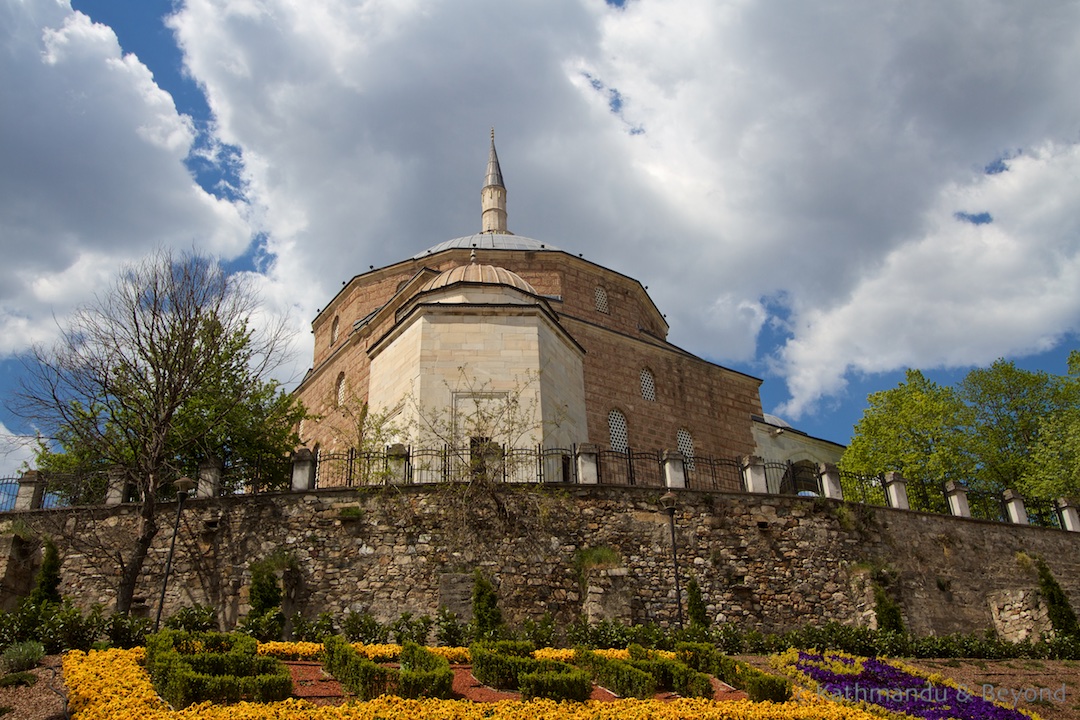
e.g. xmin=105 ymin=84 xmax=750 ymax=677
xmin=677 ymin=428 xmax=695 ymax=470
xmin=595 ymin=286 xmax=609 ymax=314
xmin=331 ymin=316 xmax=340 ymax=344
xmin=608 ymin=409 xmax=628 ymax=452
xmin=640 ymin=368 xmax=656 ymax=401
xmin=335 ymin=372 xmax=346 ymax=408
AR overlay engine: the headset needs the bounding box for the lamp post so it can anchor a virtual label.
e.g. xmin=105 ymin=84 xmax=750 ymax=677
xmin=155 ymin=476 xmax=196 ymax=630
xmin=659 ymin=491 xmax=684 ymax=629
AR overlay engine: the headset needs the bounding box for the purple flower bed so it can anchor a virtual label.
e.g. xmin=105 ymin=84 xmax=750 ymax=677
xmin=796 ymin=652 xmax=1034 ymax=720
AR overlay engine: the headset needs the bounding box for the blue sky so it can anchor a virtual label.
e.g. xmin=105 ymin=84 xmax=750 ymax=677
xmin=2 ymin=0 xmax=1080 ymax=473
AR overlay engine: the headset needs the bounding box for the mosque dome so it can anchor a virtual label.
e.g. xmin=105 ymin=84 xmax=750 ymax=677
xmin=412 ymin=233 xmax=561 ymax=258
xmin=420 ymin=261 xmax=538 ymax=295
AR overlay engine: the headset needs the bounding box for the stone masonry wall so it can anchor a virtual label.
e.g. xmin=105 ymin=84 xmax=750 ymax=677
xmin=5 ymin=486 xmax=1079 ymax=639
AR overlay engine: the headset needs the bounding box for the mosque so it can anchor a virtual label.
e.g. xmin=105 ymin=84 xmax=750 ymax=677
xmin=293 ymin=133 xmax=842 ymax=488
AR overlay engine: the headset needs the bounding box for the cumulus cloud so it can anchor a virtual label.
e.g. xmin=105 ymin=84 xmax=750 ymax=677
xmin=0 ymin=0 xmax=252 ymax=352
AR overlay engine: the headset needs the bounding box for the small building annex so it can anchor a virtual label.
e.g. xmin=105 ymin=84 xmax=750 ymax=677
xmin=293 ymin=133 xmax=837 ymax=488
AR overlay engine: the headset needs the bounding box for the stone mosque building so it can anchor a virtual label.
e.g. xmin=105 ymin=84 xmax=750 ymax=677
xmin=293 ymin=133 xmax=842 ymax=486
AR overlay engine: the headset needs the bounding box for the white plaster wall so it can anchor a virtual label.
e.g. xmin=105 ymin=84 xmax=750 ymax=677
xmin=751 ymin=421 xmax=844 ymax=466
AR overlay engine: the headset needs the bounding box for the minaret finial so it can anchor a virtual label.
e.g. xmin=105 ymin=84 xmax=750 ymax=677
xmin=481 ymin=129 xmax=509 ymax=234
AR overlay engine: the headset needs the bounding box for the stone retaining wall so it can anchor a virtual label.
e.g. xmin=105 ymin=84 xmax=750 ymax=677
xmin=2 ymin=485 xmax=1079 ymax=638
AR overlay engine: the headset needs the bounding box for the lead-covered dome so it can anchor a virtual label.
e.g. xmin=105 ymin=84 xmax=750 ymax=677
xmin=412 ymin=234 xmax=561 ymax=258
xmin=420 ymin=262 xmax=538 ymax=295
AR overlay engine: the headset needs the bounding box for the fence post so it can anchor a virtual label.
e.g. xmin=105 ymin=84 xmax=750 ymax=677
xmin=740 ymin=456 xmax=768 ymax=493
xmin=291 ymin=448 xmax=316 ymax=491
xmin=1003 ymin=489 xmax=1028 ymax=525
xmin=104 ymin=468 xmax=128 ymax=505
xmin=662 ymin=451 xmax=687 ymax=489
xmin=577 ymin=444 xmax=599 ymax=484
xmin=1056 ymin=498 xmax=1080 ymax=532
xmin=944 ymin=481 xmax=971 ymax=518
xmin=13 ymin=470 xmax=44 ymax=511
xmin=884 ymin=472 xmax=909 ymax=510
xmin=388 ymin=444 xmax=409 ymax=484
xmin=198 ymin=456 xmax=223 ymax=498
xmin=817 ymin=463 xmax=843 ymax=500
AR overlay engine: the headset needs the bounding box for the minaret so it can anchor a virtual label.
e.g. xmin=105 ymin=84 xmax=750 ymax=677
xmin=481 ymin=128 xmax=510 ymax=234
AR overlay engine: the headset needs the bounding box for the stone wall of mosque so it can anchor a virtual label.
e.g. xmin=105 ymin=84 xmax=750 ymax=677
xmin=4 ymin=485 xmax=1079 ymax=640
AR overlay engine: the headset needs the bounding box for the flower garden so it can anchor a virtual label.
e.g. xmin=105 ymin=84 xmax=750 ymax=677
xmin=59 ymin=638 xmax=1046 ymax=720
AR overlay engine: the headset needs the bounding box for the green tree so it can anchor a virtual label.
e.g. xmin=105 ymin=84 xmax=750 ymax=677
xmin=840 ymin=369 xmax=974 ymax=511
xmin=472 ymin=570 xmax=503 ymax=641
xmin=1024 ymin=351 xmax=1080 ymax=500
xmin=958 ymin=358 xmax=1079 ymax=495
xmin=12 ymin=249 xmax=299 ymax=612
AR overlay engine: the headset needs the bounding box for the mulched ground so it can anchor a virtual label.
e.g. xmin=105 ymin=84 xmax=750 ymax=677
xmin=285 ymin=661 xmax=749 ymax=705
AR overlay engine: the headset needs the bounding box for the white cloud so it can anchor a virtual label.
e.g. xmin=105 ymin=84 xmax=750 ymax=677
xmin=0 ymin=422 xmax=36 ymax=477
xmin=777 ymin=142 xmax=1080 ymax=417
xmin=0 ymin=0 xmax=253 ymax=352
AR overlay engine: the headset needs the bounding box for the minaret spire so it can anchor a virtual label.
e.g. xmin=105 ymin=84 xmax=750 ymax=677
xmin=481 ymin=128 xmax=510 ymax=234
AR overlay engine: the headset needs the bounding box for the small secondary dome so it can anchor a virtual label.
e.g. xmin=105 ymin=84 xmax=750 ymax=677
xmin=420 ymin=262 xmax=538 ymax=295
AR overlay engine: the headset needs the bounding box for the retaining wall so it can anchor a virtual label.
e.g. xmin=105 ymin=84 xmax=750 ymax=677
xmin=2 ymin=485 xmax=1078 ymax=637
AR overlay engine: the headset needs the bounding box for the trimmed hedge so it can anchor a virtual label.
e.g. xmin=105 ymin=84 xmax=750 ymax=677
xmin=674 ymin=641 xmax=791 ymax=702
xmin=399 ymin=641 xmax=454 ymax=699
xmin=323 ymin=636 xmax=453 ymax=700
xmin=519 ymin=668 xmax=592 ymax=701
xmin=573 ymin=647 xmax=655 ymax=699
xmin=145 ymin=629 xmax=291 ymax=709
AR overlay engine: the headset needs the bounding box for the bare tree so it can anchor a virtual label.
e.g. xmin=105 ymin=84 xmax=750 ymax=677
xmin=11 ymin=249 xmax=295 ymax=612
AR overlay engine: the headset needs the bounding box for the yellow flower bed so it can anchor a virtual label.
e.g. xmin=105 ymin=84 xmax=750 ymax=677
xmin=65 ymin=646 xmax=891 ymax=720
xmin=258 ymin=641 xmax=325 ymax=660
xmin=532 ymin=647 xmax=677 ymax=663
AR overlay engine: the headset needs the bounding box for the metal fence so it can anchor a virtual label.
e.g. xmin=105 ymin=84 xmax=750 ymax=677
xmin=314 ymin=445 xmax=578 ymax=487
xmin=967 ymin=489 xmax=1008 ymax=523
xmin=220 ymin=455 xmax=293 ymax=496
xmin=597 ymin=449 xmax=663 ymax=487
xmin=685 ymin=456 xmax=744 ymax=492
xmin=765 ymin=461 xmax=823 ymax=496
xmin=0 ymin=477 xmax=19 ymax=512
xmin=839 ymin=471 xmax=890 ymax=507
xmin=1026 ymin=497 xmax=1064 ymax=529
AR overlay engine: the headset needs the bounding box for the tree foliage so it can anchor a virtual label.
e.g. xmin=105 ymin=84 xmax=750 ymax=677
xmin=840 ymin=369 xmax=974 ymax=509
xmin=11 ymin=249 xmax=301 ymax=611
xmin=843 ymin=356 xmax=1080 ymax=504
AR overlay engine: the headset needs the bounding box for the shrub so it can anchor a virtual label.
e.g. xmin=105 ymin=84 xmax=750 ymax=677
xmin=0 ymin=672 xmax=36 ymax=688
xmin=1 ymin=641 xmax=44 ymax=673
xmin=237 ymin=610 xmax=284 ymax=642
xmin=147 ymin=629 xmax=291 ymax=709
xmin=106 ymin=613 xmax=153 ymax=649
xmin=38 ymin=600 xmax=104 ymax=653
xmin=165 ymin=605 xmax=218 ymax=632
xmin=573 ymin=647 xmax=655 ymax=699
xmin=1037 ymin=558 xmax=1079 ymax=638
xmin=341 ymin=611 xmax=390 ymax=644
xmin=26 ymin=540 xmax=61 ymax=607
xmin=391 ymin=612 xmax=433 ymax=645
xmin=745 ymin=673 xmax=793 ymax=702
xmin=873 ymin=585 xmax=905 ymax=634
xmin=519 ymin=668 xmax=592 ymax=701
xmin=291 ymin=612 xmax=337 ymax=642
xmin=472 ymin=571 xmax=503 ymax=641
xmin=686 ymin=577 xmax=709 ymax=629
xmin=521 ymin=612 xmax=556 ymax=649
xmin=398 ymin=641 xmax=453 ymax=699
xmin=435 ymin=606 xmax=469 ymax=647
xmin=323 ymin=635 xmax=397 ymax=700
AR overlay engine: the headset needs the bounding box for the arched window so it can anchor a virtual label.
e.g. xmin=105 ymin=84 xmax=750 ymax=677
xmin=335 ymin=372 xmax=346 ymax=408
xmin=677 ymin=428 xmax=695 ymax=471
xmin=594 ymin=286 xmax=609 ymax=314
xmin=331 ymin=316 xmax=340 ymax=344
xmin=640 ymin=368 xmax=656 ymax=401
xmin=607 ymin=409 xmax=628 ymax=452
